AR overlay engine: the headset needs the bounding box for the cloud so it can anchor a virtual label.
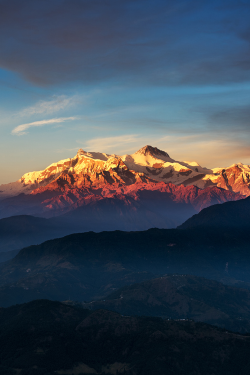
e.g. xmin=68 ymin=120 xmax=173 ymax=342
xmin=81 ymin=134 xmax=140 ymax=153
xmin=0 ymin=0 xmax=249 ymax=86
xmin=12 ymin=116 xmax=77 ymax=135
xmin=19 ymin=95 xmax=79 ymax=117
xmin=156 ymin=134 xmax=250 ymax=168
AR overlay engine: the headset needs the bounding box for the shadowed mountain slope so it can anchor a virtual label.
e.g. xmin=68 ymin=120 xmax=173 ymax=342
xmin=81 ymin=275 xmax=250 ymax=333
xmin=0 ymin=182 xmax=244 ymax=254
xmin=1 ymin=226 xmax=250 ymax=306
xmin=0 ymin=182 xmax=241 ymax=226
xmin=1 ymin=299 xmax=250 ymax=375
xmin=179 ymin=195 xmax=250 ymax=229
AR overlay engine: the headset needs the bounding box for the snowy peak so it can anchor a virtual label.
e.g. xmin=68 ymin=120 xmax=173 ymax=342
xmin=77 ymin=148 xmax=86 ymax=157
xmin=122 ymin=145 xmax=173 ymax=170
xmin=136 ymin=145 xmax=170 ymax=158
xmin=1 ymin=145 xmax=250 ymax=200
xmin=215 ymin=163 xmax=250 ymax=196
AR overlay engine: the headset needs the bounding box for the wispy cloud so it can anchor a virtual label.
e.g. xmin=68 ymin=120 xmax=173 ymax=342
xmin=157 ymin=134 xmax=250 ymax=168
xmin=12 ymin=117 xmax=77 ymax=135
xmin=19 ymin=95 xmax=79 ymax=117
xmin=81 ymin=135 xmax=140 ymax=154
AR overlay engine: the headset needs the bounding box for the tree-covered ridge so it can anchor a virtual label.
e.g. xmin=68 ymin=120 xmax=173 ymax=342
xmin=1 ymin=300 xmax=250 ymax=375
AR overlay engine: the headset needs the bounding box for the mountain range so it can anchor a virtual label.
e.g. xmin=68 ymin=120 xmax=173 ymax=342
xmin=1 ymin=215 xmax=250 ymax=308
xmin=2 ymin=145 xmax=250 ymax=199
xmin=0 ymin=146 xmax=246 ymax=235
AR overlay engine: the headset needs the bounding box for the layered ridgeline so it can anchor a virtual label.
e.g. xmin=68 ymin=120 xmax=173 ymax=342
xmin=1 ymin=300 xmax=250 ymax=375
xmin=1 ymin=197 xmax=250 ymax=335
xmin=81 ymin=275 xmax=250 ymax=333
xmin=0 ymin=146 xmax=246 ymax=231
xmin=2 ymin=222 xmax=250 ymax=308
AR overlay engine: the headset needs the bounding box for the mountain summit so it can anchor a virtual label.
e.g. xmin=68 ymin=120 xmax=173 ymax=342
xmin=77 ymin=148 xmax=86 ymax=157
xmin=136 ymin=145 xmax=170 ymax=158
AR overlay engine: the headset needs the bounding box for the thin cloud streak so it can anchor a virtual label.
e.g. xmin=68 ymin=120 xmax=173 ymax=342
xmin=81 ymin=135 xmax=140 ymax=153
xmin=19 ymin=95 xmax=78 ymax=117
xmin=12 ymin=116 xmax=77 ymax=135
xmin=157 ymin=134 xmax=250 ymax=168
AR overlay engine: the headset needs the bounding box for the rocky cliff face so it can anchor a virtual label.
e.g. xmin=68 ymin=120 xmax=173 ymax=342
xmin=214 ymin=164 xmax=250 ymax=196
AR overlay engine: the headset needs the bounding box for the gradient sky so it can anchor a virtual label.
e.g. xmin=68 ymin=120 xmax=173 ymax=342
xmin=1 ymin=0 xmax=250 ymax=184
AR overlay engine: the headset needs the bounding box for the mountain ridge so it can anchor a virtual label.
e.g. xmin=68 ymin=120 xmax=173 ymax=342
xmin=80 ymin=274 xmax=250 ymax=333
xmin=179 ymin=195 xmax=250 ymax=230
xmin=2 ymin=224 xmax=250 ymax=306
xmin=1 ymin=145 xmax=250 ymax=199
xmin=0 ymin=181 xmax=243 ymax=253
xmin=0 ymin=145 xmax=245 ymax=226
xmin=0 ymin=181 xmax=242 ymax=225
xmin=1 ymin=299 xmax=250 ymax=375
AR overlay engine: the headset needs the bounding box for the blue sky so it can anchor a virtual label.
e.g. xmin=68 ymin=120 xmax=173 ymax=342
xmin=1 ymin=0 xmax=250 ymax=183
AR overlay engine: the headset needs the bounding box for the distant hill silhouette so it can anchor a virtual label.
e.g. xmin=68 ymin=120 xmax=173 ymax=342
xmin=179 ymin=196 xmax=250 ymax=229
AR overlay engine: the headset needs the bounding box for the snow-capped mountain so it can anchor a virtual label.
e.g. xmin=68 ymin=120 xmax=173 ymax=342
xmin=121 ymin=145 xmax=213 ymax=187
xmin=0 ymin=145 xmax=244 ymax=230
xmin=1 ymin=145 xmax=249 ymax=200
xmin=0 ymin=148 xmax=148 ymax=199
xmin=122 ymin=145 xmax=250 ymax=195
